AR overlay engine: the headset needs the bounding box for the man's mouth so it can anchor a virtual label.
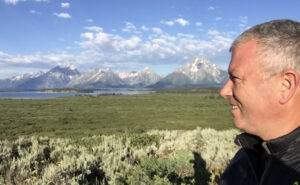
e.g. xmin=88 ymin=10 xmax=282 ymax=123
xmin=232 ymin=105 xmax=239 ymax=110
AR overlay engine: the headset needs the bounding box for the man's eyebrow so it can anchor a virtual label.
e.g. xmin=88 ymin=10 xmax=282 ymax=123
xmin=228 ymin=70 xmax=234 ymax=76
xmin=228 ymin=70 xmax=239 ymax=78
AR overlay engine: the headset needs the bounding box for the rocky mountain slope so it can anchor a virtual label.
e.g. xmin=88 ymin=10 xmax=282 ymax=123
xmin=0 ymin=57 xmax=227 ymax=89
xmin=149 ymin=57 xmax=227 ymax=88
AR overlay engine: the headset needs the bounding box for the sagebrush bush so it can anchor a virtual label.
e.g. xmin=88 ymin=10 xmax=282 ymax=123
xmin=0 ymin=128 xmax=239 ymax=185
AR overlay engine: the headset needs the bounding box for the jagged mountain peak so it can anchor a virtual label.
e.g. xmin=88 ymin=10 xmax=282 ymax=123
xmin=67 ymin=67 xmax=125 ymax=88
xmin=96 ymin=68 xmax=110 ymax=72
xmin=141 ymin=67 xmax=157 ymax=74
xmin=63 ymin=63 xmax=76 ymax=70
xmin=0 ymin=58 xmax=227 ymax=89
xmin=49 ymin=65 xmax=79 ymax=73
xmin=114 ymin=67 xmax=163 ymax=87
xmin=117 ymin=71 xmax=138 ymax=79
xmin=192 ymin=57 xmax=212 ymax=64
xmin=144 ymin=66 xmax=151 ymax=70
xmin=175 ymin=57 xmax=217 ymax=73
xmin=142 ymin=67 xmax=153 ymax=72
xmin=11 ymin=71 xmax=45 ymax=81
xmin=150 ymin=57 xmax=227 ymax=88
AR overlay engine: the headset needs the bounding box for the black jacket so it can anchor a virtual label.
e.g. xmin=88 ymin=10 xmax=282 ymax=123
xmin=220 ymin=127 xmax=300 ymax=185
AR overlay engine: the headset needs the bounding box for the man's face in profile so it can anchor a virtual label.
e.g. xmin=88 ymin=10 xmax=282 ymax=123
xmin=220 ymin=39 xmax=280 ymax=136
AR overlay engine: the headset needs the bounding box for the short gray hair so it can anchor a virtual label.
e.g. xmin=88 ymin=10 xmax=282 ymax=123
xmin=230 ymin=19 xmax=300 ymax=78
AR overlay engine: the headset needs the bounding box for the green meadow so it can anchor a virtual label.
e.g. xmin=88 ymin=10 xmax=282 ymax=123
xmin=0 ymin=88 xmax=237 ymax=185
xmin=0 ymin=88 xmax=232 ymax=140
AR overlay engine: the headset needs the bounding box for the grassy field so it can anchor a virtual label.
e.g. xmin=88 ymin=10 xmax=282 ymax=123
xmin=0 ymin=128 xmax=239 ymax=185
xmin=0 ymin=88 xmax=232 ymax=140
xmin=0 ymin=88 xmax=238 ymax=184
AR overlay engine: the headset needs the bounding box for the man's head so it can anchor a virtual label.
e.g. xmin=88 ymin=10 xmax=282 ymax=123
xmin=230 ymin=19 xmax=300 ymax=79
xmin=220 ymin=19 xmax=300 ymax=140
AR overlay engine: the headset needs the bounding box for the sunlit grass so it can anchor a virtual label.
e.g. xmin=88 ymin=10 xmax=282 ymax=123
xmin=0 ymin=89 xmax=232 ymax=140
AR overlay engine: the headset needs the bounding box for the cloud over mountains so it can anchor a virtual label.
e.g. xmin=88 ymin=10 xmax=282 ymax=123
xmin=0 ymin=57 xmax=227 ymax=89
xmin=0 ymin=21 xmax=234 ymax=79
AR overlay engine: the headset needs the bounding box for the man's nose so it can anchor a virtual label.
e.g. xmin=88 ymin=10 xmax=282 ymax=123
xmin=220 ymin=79 xmax=233 ymax=98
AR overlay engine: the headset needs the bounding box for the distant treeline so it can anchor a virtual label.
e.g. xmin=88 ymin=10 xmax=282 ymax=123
xmin=155 ymin=87 xmax=221 ymax=94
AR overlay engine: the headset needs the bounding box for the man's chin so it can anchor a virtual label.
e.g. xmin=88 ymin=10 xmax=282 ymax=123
xmin=232 ymin=119 xmax=245 ymax=131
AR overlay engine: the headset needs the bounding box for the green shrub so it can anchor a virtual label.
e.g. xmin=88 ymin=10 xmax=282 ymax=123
xmin=0 ymin=128 xmax=239 ymax=185
xmin=118 ymin=151 xmax=208 ymax=185
xmin=128 ymin=134 xmax=162 ymax=149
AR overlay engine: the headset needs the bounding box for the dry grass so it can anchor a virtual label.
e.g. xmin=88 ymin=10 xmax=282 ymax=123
xmin=0 ymin=128 xmax=239 ymax=185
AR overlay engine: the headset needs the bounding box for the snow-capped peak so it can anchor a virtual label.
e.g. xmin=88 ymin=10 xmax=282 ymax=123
xmin=11 ymin=71 xmax=45 ymax=81
xmin=63 ymin=64 xmax=76 ymax=70
xmin=117 ymin=71 xmax=138 ymax=79
xmin=175 ymin=57 xmax=216 ymax=73
xmin=173 ymin=57 xmax=227 ymax=84
xmin=143 ymin=67 xmax=151 ymax=71
xmin=96 ymin=68 xmax=110 ymax=73
xmin=190 ymin=57 xmax=213 ymax=72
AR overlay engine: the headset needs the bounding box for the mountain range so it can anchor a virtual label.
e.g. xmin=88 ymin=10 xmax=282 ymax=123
xmin=0 ymin=57 xmax=228 ymax=89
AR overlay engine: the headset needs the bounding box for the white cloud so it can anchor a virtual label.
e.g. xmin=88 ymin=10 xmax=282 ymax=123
xmin=223 ymin=31 xmax=237 ymax=38
xmin=207 ymin=30 xmax=220 ymax=37
xmin=152 ymin=27 xmax=163 ymax=34
xmin=141 ymin=25 xmax=149 ymax=31
xmin=239 ymin=24 xmax=246 ymax=27
xmin=53 ymin=12 xmax=71 ymax=19
xmin=177 ymin=33 xmax=195 ymax=39
xmin=76 ymin=25 xmax=232 ymax=69
xmin=175 ymin=18 xmax=189 ymax=26
xmin=239 ymin=16 xmax=249 ymax=30
xmin=239 ymin=16 xmax=248 ymax=24
xmin=161 ymin=18 xmax=189 ymax=27
xmin=84 ymin=26 xmax=103 ymax=32
xmin=0 ymin=51 xmax=75 ymax=69
xmin=122 ymin=22 xmax=141 ymax=34
xmin=122 ymin=22 xmax=135 ymax=32
xmin=0 ymin=22 xmax=234 ymax=78
xmin=61 ymin=2 xmax=70 ymax=8
xmin=208 ymin=6 xmax=216 ymax=10
xmin=80 ymin=31 xmax=117 ymax=52
xmin=4 ymin=0 xmax=47 ymax=4
xmin=160 ymin=20 xmax=175 ymax=26
xmin=30 ymin=9 xmax=41 ymax=14
xmin=195 ymin=22 xmax=202 ymax=26
xmin=81 ymin=32 xmax=94 ymax=40
xmin=215 ymin=17 xmax=223 ymax=21
xmin=5 ymin=0 xmax=25 ymax=4
xmin=86 ymin=19 xmax=94 ymax=23
xmin=113 ymin=36 xmax=141 ymax=51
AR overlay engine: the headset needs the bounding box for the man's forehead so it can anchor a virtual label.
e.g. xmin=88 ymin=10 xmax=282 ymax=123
xmin=228 ymin=63 xmax=240 ymax=76
xmin=227 ymin=39 xmax=260 ymax=75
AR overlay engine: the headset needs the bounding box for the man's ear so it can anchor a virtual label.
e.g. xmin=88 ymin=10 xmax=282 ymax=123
xmin=279 ymin=70 xmax=299 ymax=104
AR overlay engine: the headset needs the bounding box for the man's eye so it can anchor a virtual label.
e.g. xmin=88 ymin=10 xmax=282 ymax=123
xmin=230 ymin=76 xmax=240 ymax=82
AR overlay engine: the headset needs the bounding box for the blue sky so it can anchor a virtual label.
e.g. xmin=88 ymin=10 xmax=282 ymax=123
xmin=0 ymin=0 xmax=300 ymax=79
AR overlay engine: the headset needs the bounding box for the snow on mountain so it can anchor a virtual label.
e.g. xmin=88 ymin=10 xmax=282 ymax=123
xmin=150 ymin=57 xmax=227 ymax=88
xmin=117 ymin=71 xmax=139 ymax=79
xmin=0 ymin=72 xmax=45 ymax=89
xmin=0 ymin=57 xmax=227 ymax=89
xmin=116 ymin=67 xmax=163 ymax=87
xmin=16 ymin=65 xmax=80 ymax=89
xmin=11 ymin=72 xmax=45 ymax=81
xmin=63 ymin=63 xmax=76 ymax=71
xmin=67 ymin=68 xmax=126 ymax=89
xmin=174 ymin=57 xmax=227 ymax=84
xmin=148 ymin=72 xmax=193 ymax=88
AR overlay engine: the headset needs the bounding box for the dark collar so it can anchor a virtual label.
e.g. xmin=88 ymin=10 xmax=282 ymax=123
xmin=235 ymin=132 xmax=262 ymax=151
xmin=235 ymin=126 xmax=300 ymax=157
xmin=264 ymin=126 xmax=300 ymax=157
